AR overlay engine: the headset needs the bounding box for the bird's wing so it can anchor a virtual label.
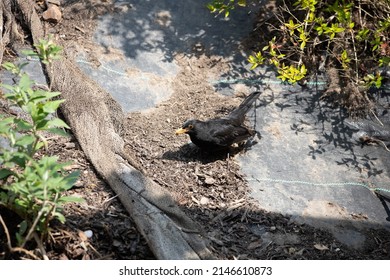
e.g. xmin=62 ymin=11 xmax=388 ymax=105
xmin=208 ymin=121 xmax=252 ymax=146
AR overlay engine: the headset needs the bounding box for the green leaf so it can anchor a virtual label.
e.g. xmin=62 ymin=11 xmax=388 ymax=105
xmin=1 ymin=62 xmax=28 ymax=76
xmin=18 ymin=220 xmax=28 ymax=236
xmin=300 ymin=64 xmax=307 ymax=75
xmin=15 ymin=135 xmax=35 ymax=147
xmin=237 ymin=0 xmax=246 ymax=7
xmin=10 ymin=152 xmax=30 ymax=168
xmin=35 ymin=119 xmax=49 ymax=130
xmin=375 ymin=77 xmax=382 ymax=88
xmin=46 ymin=127 xmax=69 ymax=137
xmin=379 ymin=56 xmax=390 ymax=67
xmin=22 ymin=49 xmax=39 ymax=57
xmin=0 ymin=117 xmax=15 ymax=134
xmin=0 ymin=191 xmax=9 ymax=203
xmin=300 ymin=40 xmax=306 ymax=50
xmin=58 ymin=195 xmax=85 ymax=204
xmin=53 ymin=212 xmax=66 ymax=223
xmin=0 ymin=168 xmax=14 ymax=180
xmin=2 ymin=62 xmax=18 ymax=71
xmin=15 ymin=232 xmax=24 ymax=246
xmin=29 ymin=90 xmax=61 ymax=103
xmin=247 ymin=56 xmax=256 ymax=64
xmin=14 ymin=118 xmax=33 ymax=131
xmin=207 ymin=4 xmax=217 ymax=12
xmin=0 ymin=83 xmax=16 ymax=92
xmin=42 ymin=99 xmax=64 ymax=113
xmin=36 ymin=117 xmax=69 ymax=131
xmin=0 ymin=116 xmax=15 ymax=125
xmin=19 ymin=74 xmax=34 ymax=91
xmin=35 ymin=140 xmax=45 ymax=151
xmin=62 ymin=170 xmax=81 ymax=190
xmin=285 ymin=19 xmax=300 ymax=31
xmin=46 ymin=118 xmax=70 ymax=129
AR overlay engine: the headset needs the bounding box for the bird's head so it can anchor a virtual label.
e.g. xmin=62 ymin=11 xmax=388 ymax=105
xmin=175 ymin=119 xmax=196 ymax=135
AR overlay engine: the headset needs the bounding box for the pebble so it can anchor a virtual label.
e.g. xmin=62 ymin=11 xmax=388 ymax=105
xmin=204 ymin=176 xmax=216 ymax=185
xmin=199 ymin=196 xmax=209 ymax=205
xmin=84 ymin=230 xmax=93 ymax=239
xmin=64 ymin=142 xmax=76 ymax=149
xmin=73 ymin=180 xmax=84 ymax=188
xmin=42 ymin=4 xmax=62 ymax=23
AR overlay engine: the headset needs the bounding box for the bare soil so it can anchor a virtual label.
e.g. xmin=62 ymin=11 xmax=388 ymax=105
xmin=1 ymin=0 xmax=389 ymax=260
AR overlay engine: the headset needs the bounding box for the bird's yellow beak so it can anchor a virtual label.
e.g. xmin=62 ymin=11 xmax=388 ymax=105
xmin=175 ymin=128 xmax=189 ymax=135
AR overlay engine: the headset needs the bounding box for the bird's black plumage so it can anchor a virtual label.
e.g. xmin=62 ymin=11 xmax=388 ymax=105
xmin=175 ymin=91 xmax=261 ymax=151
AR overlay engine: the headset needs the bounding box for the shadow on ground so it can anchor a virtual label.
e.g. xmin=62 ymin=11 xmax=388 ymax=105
xmin=238 ymin=82 xmax=390 ymax=250
xmin=58 ymin=192 xmax=390 ymax=259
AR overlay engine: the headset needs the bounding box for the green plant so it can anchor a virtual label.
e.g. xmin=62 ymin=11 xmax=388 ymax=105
xmin=209 ymin=0 xmax=390 ymax=112
xmin=207 ymin=0 xmax=247 ymax=17
xmin=277 ymin=63 xmax=307 ymax=84
xmin=0 ymin=38 xmax=81 ymax=252
xmin=22 ymin=35 xmax=62 ymax=66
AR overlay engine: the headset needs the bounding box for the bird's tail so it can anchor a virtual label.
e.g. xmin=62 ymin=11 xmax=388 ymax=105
xmin=228 ymin=91 xmax=261 ymax=124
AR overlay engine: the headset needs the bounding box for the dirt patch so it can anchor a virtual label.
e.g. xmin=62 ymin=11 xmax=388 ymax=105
xmin=1 ymin=0 xmax=390 ymax=259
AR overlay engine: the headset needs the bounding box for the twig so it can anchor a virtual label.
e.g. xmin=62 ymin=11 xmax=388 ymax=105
xmin=226 ymin=198 xmax=246 ymax=211
xmin=375 ymin=139 xmax=390 ymax=152
xmin=102 ymin=194 xmax=119 ymax=205
xmin=349 ymin=29 xmax=359 ymax=82
xmin=241 ymin=207 xmax=249 ymax=223
xmin=21 ymin=200 xmax=48 ymax=247
xmin=370 ymin=109 xmax=384 ymax=126
xmin=358 ymin=0 xmax=363 ymax=27
xmin=0 ymin=214 xmax=12 ymax=249
xmin=0 ymin=214 xmax=41 ymax=260
xmin=9 ymin=247 xmax=41 ymax=260
xmin=33 ymin=232 xmax=49 ymax=260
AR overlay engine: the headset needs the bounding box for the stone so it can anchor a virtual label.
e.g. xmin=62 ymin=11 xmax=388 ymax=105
xmin=42 ymin=5 xmax=62 ymax=23
xmin=204 ymin=176 xmax=216 ymax=185
xmin=199 ymin=196 xmax=209 ymax=205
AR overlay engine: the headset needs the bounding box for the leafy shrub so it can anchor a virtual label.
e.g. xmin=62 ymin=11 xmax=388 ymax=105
xmin=209 ymin=0 xmax=390 ymax=112
xmin=0 ymin=37 xmax=81 ymax=250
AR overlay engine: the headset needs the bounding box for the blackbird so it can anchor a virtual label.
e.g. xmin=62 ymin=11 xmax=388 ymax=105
xmin=175 ymin=91 xmax=261 ymax=151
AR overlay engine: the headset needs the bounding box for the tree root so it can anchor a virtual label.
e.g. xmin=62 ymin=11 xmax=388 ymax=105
xmin=0 ymin=0 xmax=24 ymax=65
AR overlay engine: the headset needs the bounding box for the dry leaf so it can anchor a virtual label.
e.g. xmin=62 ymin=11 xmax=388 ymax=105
xmin=296 ymin=248 xmax=305 ymax=255
xmin=247 ymin=240 xmax=262 ymax=250
xmin=314 ymin=244 xmax=329 ymax=251
xmin=78 ymin=230 xmax=88 ymax=242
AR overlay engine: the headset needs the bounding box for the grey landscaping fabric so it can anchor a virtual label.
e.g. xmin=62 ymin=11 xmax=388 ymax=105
xmin=77 ymin=0 xmax=256 ymax=112
xmin=238 ymin=84 xmax=390 ymax=248
xmin=75 ymin=0 xmax=390 ymax=249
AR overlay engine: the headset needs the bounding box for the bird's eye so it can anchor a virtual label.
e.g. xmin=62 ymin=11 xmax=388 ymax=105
xmin=188 ymin=124 xmax=194 ymax=129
